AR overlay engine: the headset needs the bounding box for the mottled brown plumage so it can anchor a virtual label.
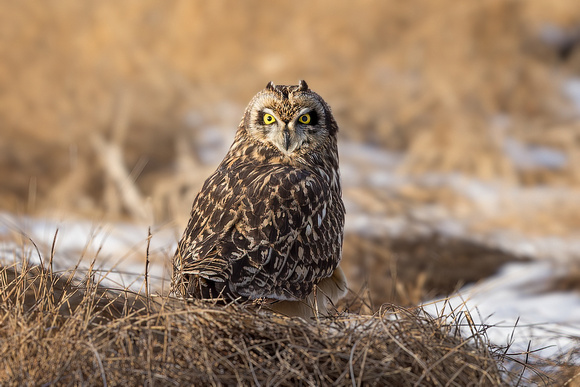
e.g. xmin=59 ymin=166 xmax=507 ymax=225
xmin=172 ymin=81 xmax=345 ymax=307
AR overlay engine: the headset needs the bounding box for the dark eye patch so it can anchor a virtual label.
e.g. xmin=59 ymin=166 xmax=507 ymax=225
xmin=303 ymin=110 xmax=318 ymax=125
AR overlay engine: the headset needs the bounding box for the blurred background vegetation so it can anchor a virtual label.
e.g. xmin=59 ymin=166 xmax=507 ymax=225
xmin=1 ymin=0 xmax=580 ymax=224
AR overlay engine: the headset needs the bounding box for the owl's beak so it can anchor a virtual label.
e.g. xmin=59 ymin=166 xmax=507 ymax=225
xmin=283 ymin=128 xmax=291 ymax=151
xmin=272 ymin=123 xmax=300 ymax=155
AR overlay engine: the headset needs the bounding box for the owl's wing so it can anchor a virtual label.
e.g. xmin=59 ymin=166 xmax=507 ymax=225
xmin=174 ymin=167 xmax=242 ymax=281
xmin=175 ymin=163 xmax=335 ymax=301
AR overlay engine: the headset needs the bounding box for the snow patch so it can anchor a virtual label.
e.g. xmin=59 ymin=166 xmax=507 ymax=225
xmin=423 ymin=261 xmax=580 ymax=370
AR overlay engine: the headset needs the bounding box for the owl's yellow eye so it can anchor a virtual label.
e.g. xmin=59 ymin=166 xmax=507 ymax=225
xmin=263 ymin=113 xmax=276 ymax=125
xmin=298 ymin=113 xmax=311 ymax=124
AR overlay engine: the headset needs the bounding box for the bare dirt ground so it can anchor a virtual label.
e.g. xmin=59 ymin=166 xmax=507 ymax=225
xmin=341 ymin=233 xmax=531 ymax=310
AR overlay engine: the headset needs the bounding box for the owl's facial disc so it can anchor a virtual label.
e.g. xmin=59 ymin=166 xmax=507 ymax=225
xmin=245 ymin=83 xmax=331 ymax=157
xmin=258 ymin=107 xmax=320 ymax=155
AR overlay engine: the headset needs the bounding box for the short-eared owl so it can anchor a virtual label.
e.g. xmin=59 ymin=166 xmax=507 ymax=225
xmin=172 ymin=81 xmax=346 ymax=315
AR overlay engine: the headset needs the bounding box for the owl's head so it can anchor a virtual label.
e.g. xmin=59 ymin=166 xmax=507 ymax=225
xmin=242 ymin=80 xmax=338 ymax=157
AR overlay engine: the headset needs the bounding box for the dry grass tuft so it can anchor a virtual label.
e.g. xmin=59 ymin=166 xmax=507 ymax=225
xmin=523 ymin=347 xmax=580 ymax=386
xmin=0 ymin=259 xmax=513 ymax=386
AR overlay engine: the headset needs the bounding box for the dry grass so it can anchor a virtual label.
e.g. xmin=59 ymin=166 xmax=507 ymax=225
xmin=0 ymin=250 xmax=515 ymax=386
xmin=525 ymin=348 xmax=580 ymax=386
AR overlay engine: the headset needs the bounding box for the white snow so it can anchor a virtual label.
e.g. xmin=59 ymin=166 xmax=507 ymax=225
xmin=563 ymin=77 xmax=580 ymax=114
xmin=504 ymin=138 xmax=568 ymax=170
xmin=0 ymin=213 xmax=176 ymax=291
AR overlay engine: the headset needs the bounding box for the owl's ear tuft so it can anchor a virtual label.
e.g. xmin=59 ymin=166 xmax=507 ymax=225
xmin=266 ymin=81 xmax=276 ymax=91
xmin=298 ymin=80 xmax=309 ymax=91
